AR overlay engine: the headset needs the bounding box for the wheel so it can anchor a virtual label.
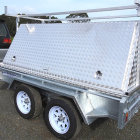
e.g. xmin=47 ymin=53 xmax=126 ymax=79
xmin=44 ymin=98 xmax=82 ymax=140
xmin=14 ymin=84 xmax=42 ymax=119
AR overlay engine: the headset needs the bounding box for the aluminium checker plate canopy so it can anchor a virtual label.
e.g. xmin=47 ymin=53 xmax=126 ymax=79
xmin=1 ymin=21 xmax=140 ymax=97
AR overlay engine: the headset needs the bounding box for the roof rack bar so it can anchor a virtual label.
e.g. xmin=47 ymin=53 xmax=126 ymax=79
xmin=18 ymin=5 xmax=138 ymax=17
xmin=4 ymin=1 xmax=140 ymax=32
xmin=21 ymin=14 xmax=138 ymax=22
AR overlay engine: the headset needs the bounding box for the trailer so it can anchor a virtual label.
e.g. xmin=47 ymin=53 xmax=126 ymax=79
xmin=0 ymin=1 xmax=140 ymax=139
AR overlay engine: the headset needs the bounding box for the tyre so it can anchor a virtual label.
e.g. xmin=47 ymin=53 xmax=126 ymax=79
xmin=44 ymin=98 xmax=82 ymax=140
xmin=14 ymin=84 xmax=42 ymax=119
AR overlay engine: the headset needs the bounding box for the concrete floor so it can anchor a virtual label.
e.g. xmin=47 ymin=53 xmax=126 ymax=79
xmin=0 ymin=81 xmax=139 ymax=140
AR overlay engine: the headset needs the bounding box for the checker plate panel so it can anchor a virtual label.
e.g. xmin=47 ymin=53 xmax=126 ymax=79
xmin=2 ymin=22 xmax=139 ymax=95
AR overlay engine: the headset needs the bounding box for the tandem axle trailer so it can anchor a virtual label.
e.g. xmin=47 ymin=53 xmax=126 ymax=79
xmin=0 ymin=1 xmax=140 ymax=139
